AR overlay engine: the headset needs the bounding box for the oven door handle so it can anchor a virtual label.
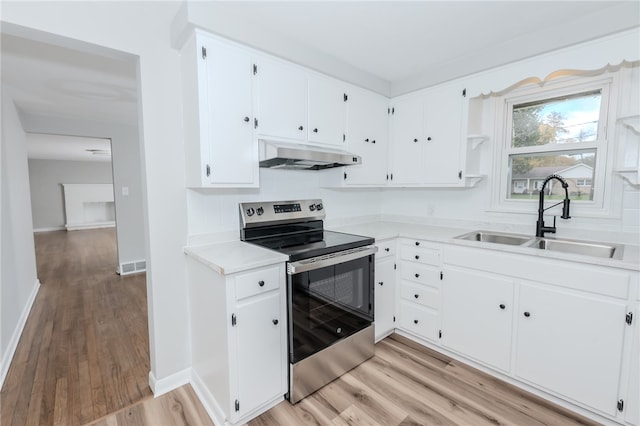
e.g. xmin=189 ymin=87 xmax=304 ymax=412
xmin=287 ymin=245 xmax=377 ymax=275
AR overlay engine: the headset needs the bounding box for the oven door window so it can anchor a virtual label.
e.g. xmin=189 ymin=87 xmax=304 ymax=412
xmin=289 ymin=254 xmax=373 ymax=363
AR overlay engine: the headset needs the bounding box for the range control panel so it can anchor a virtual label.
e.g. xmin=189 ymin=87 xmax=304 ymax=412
xmin=239 ymin=199 xmax=325 ymax=228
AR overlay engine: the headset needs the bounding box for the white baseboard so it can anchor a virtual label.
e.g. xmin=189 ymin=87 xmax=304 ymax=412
xmin=65 ymin=222 xmax=115 ymax=231
xmin=33 ymin=227 xmax=65 ymax=233
xmin=148 ymin=368 xmax=191 ymax=398
xmin=0 ymin=279 xmax=40 ymax=388
xmin=190 ymin=369 xmax=226 ymax=426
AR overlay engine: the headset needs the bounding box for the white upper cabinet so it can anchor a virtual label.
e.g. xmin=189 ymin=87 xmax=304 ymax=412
xmin=389 ymin=94 xmax=424 ymax=184
xmin=255 ymin=56 xmax=307 ymax=142
xmin=423 ymin=83 xmax=466 ymax=185
xmin=307 ymin=74 xmax=347 ymax=146
xmin=181 ymin=31 xmax=258 ymax=187
xmin=343 ymin=87 xmax=390 ymax=185
xmin=389 ymin=83 xmax=466 ymax=186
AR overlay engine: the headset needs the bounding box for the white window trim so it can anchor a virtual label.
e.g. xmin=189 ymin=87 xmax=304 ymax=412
xmin=489 ymin=73 xmax=623 ymax=219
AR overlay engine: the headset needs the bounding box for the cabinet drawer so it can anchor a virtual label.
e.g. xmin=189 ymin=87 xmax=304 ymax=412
xmin=375 ymin=240 xmax=396 ymax=259
xmin=400 ymin=281 xmax=439 ymax=310
xmin=400 ymin=245 xmax=440 ymax=266
xmin=235 ymin=266 xmax=281 ymax=300
xmin=400 ymin=263 xmax=440 ymax=286
xmin=398 ymin=301 xmax=439 ymax=342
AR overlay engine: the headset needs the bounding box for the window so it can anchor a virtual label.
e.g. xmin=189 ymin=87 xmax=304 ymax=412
xmin=493 ymin=75 xmax=618 ymax=216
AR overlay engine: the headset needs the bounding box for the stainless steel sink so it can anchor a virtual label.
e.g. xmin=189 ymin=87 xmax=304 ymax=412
xmin=454 ymin=230 xmax=625 ymax=260
xmin=455 ymin=231 xmax=531 ymax=246
xmin=524 ymin=238 xmax=624 ymax=260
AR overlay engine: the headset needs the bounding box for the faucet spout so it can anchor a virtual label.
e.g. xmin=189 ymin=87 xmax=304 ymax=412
xmin=536 ymin=174 xmax=571 ymax=238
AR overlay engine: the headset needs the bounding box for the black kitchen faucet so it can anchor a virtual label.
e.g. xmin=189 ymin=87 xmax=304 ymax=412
xmin=536 ymin=174 xmax=571 ymax=238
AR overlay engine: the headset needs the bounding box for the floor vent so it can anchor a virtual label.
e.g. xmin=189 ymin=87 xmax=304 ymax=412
xmin=118 ymin=259 xmax=147 ymax=275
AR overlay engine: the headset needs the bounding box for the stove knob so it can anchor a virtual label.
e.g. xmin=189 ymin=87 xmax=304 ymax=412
xmin=309 ymin=204 xmax=316 ymax=211
xmin=316 ymin=203 xmax=323 ymax=211
xmin=246 ymin=208 xmax=255 ymax=217
xmin=256 ymin=206 xmax=264 ymax=216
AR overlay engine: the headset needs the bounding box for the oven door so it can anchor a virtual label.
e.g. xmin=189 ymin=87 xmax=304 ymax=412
xmin=287 ymin=246 xmax=376 ymax=364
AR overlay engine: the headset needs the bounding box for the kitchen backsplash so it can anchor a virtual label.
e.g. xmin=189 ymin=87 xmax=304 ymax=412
xmin=187 ymin=165 xmax=639 ymax=246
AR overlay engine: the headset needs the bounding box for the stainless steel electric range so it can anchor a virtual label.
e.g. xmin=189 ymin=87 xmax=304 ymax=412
xmin=239 ymin=199 xmax=376 ymax=403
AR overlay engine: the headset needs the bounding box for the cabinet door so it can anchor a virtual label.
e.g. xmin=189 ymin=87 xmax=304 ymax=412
xmin=235 ymin=291 xmax=284 ymax=419
xmin=375 ymin=256 xmax=395 ymax=341
xmin=256 ymin=56 xmax=307 ymax=141
xmin=423 ymin=83 xmax=465 ymax=185
xmin=515 ymin=283 xmax=627 ymax=416
xmin=344 ymin=88 xmax=390 ymax=185
xmin=198 ymin=35 xmax=257 ymax=185
xmin=626 ymin=306 xmax=639 ymax=426
xmin=308 ymin=75 xmax=346 ymax=146
xmin=441 ymin=267 xmax=514 ymax=372
xmin=389 ymin=95 xmax=424 ymax=184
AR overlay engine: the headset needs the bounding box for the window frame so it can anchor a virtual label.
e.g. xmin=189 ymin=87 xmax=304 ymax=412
xmin=490 ymin=73 xmax=621 ymax=218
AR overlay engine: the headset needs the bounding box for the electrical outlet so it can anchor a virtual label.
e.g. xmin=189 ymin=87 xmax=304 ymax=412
xmin=122 ymin=186 xmax=129 ymax=196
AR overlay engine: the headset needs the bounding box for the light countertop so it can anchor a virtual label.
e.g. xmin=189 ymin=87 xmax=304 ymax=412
xmin=329 ymin=221 xmax=640 ymax=271
xmin=185 ymin=221 xmax=639 ymax=274
xmin=184 ymin=240 xmax=287 ymax=275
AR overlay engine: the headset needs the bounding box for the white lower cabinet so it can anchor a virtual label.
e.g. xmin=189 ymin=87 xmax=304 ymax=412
xmin=626 ymin=306 xmax=639 ymax=426
xmin=235 ymin=291 xmax=284 ymax=417
xmin=441 ymin=267 xmax=514 ymax=372
xmin=375 ymin=254 xmax=396 ymax=342
xmin=396 ymin=239 xmax=442 ymax=343
xmin=187 ymin=258 xmax=287 ymax=425
xmin=515 ymin=282 xmax=628 ymax=417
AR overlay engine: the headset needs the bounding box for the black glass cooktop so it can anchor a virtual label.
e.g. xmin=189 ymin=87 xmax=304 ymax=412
xmin=246 ymin=230 xmax=374 ymax=261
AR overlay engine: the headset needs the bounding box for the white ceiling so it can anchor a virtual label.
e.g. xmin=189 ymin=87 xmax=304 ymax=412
xmin=26 ymin=133 xmax=112 ymax=162
xmin=207 ymin=1 xmax=639 ymax=92
xmin=1 ymin=1 xmax=638 ymax=160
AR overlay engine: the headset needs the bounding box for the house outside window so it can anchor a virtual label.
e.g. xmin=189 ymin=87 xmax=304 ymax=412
xmin=493 ymin=73 xmax=619 ymax=216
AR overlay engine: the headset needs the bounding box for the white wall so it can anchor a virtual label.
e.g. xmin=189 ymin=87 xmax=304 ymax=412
xmin=28 ymin=159 xmax=114 ymax=231
xmin=1 ymin=94 xmax=39 ymax=386
xmin=21 ymin=115 xmax=145 ymax=272
xmin=1 ymin=1 xmax=190 ymax=387
xmin=187 ymin=168 xmax=383 ymax=240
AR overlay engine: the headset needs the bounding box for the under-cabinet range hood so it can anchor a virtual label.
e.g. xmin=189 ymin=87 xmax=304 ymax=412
xmin=258 ymin=139 xmax=361 ymax=170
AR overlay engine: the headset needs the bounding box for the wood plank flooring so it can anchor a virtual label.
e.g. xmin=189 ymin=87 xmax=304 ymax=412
xmin=1 ymin=229 xmax=151 ymax=426
xmin=86 ymin=384 xmax=212 ymax=426
xmin=248 ymin=334 xmax=599 ymax=426
xmin=2 ymin=228 xmax=601 ymax=426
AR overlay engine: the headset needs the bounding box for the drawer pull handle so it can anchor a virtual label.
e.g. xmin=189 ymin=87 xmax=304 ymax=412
xmin=524 ymin=311 xmax=531 ymax=318
xmin=499 ymin=304 xmax=506 ymax=310
xmin=384 ymin=247 xmax=390 ymax=252
xmin=415 ymin=273 xmax=420 ymax=278
xmin=272 ymin=319 xmax=279 ymax=325
xmin=413 ymin=319 xmax=419 ymax=324
xmin=415 ymin=255 xmax=420 ymax=260
xmin=258 ymin=280 xmax=265 ymax=287
xmin=414 ymin=294 xmax=419 ymax=299
xmin=379 ymin=281 xmax=384 ymax=286
xmin=415 ymin=241 xmax=420 ymax=246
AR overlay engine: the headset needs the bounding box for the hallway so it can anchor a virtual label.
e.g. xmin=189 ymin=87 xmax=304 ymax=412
xmin=1 ymin=228 xmax=151 ymax=425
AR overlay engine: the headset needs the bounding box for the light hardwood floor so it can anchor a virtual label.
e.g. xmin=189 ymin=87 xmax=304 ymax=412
xmin=1 ymin=229 xmax=599 ymax=426
xmin=248 ymin=334 xmax=599 ymax=426
xmin=1 ymin=229 xmax=152 ymax=426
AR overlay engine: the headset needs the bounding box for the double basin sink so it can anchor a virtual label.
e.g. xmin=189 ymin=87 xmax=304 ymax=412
xmin=455 ymin=230 xmax=625 ymax=260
